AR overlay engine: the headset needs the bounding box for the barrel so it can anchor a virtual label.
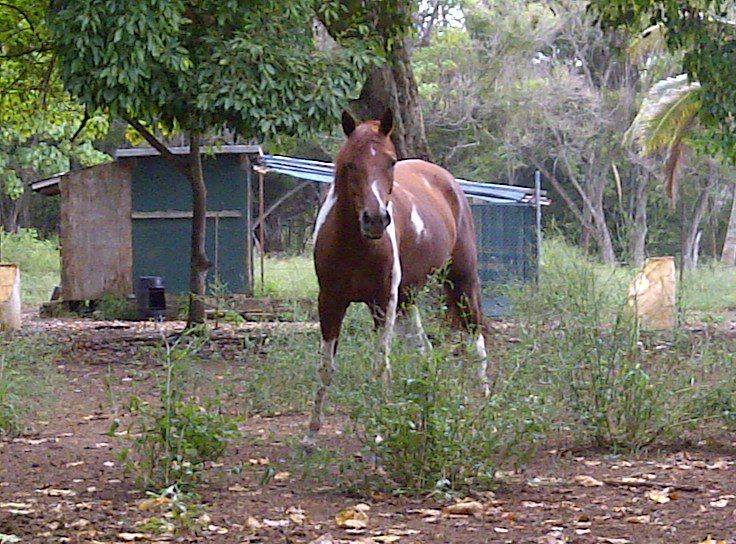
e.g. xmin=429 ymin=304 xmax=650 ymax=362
xmin=136 ymin=276 xmax=166 ymax=320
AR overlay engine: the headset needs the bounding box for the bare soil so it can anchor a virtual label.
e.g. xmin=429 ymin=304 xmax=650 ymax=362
xmin=1 ymin=316 xmax=735 ymax=543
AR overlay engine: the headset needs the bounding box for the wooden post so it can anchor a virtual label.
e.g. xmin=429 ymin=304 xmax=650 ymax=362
xmin=245 ymin=157 xmax=254 ymax=295
xmin=535 ymin=170 xmax=542 ymax=286
xmin=258 ymin=169 xmax=265 ymax=294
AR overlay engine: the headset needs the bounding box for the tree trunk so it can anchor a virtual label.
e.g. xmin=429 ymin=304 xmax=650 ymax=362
xmin=722 ymin=182 xmax=736 ymax=265
xmin=683 ymin=178 xmax=714 ymax=270
xmin=187 ymin=133 xmax=210 ymax=325
xmin=323 ymin=1 xmax=431 ymax=160
xmin=629 ymin=175 xmax=648 ymax=267
xmin=350 ymin=43 xmax=431 ymax=160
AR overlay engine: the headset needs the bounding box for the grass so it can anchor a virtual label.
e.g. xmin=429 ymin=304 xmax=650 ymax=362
xmin=253 ymin=253 xmax=318 ymax=299
xmin=0 ymin=229 xmax=60 ymax=304
xmin=0 ymin=334 xmax=59 ymax=437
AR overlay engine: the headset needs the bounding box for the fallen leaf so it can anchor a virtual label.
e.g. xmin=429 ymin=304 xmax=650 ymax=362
xmin=273 ymin=471 xmax=290 ymax=482
xmin=596 ymin=538 xmax=631 ymax=544
xmin=493 ymin=527 xmax=509 ymax=533
xmin=373 ymin=536 xmax=401 ymax=543
xmin=707 ymin=460 xmax=728 ymax=470
xmin=522 ymin=501 xmax=544 ymax=508
xmin=335 ymin=507 xmax=369 ymax=529
xmin=308 ymin=534 xmax=335 ymax=544
xmin=625 ymin=515 xmax=650 ymax=524
xmin=710 ymin=499 xmax=729 ymax=508
xmin=263 ymin=518 xmax=290 ymax=528
xmin=286 ymin=506 xmax=307 ymax=524
xmin=248 ymin=457 xmax=270 ymax=465
xmin=645 ymin=489 xmax=671 ymax=504
xmin=698 ymin=536 xmax=727 ymax=544
xmin=35 ymin=488 xmax=76 ymax=497
xmin=0 ymin=534 xmax=21 ymax=544
xmin=245 ymin=516 xmax=262 ymax=532
xmin=443 ymin=500 xmax=484 ymax=517
xmin=138 ymin=497 xmax=171 ymax=511
xmin=117 ymin=533 xmax=147 ymax=541
xmin=574 ymin=475 xmax=604 ymax=487
xmin=65 ymin=461 xmax=84 ymax=468
xmin=228 ymin=484 xmax=248 ymax=492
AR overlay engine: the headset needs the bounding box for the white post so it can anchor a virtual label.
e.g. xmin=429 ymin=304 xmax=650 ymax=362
xmin=0 ymin=264 xmax=21 ymax=331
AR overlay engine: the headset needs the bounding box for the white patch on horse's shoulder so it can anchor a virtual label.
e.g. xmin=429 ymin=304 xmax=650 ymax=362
xmin=370 ymin=145 xmax=377 ymax=157
xmin=410 ymin=204 xmax=426 ymax=238
xmin=313 ymin=187 xmax=336 ymax=243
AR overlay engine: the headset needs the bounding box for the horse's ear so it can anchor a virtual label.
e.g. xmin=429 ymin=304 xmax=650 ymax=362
xmin=341 ymin=110 xmax=356 ymax=137
xmin=379 ymin=108 xmax=393 ymax=136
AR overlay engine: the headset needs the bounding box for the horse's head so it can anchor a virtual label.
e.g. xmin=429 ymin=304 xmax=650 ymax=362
xmin=335 ymin=109 xmax=397 ymax=240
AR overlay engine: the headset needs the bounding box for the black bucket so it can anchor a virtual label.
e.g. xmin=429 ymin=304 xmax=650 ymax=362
xmin=136 ymin=276 xmax=166 ymax=321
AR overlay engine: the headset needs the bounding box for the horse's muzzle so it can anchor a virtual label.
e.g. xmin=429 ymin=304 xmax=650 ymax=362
xmin=360 ymin=209 xmax=391 ymax=239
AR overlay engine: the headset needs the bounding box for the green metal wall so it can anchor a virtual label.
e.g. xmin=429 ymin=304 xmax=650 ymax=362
xmin=471 ymin=203 xmax=538 ymax=317
xmin=130 ymin=155 xmax=248 ymax=294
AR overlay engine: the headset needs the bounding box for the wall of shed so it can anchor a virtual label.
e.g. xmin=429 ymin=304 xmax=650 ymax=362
xmin=471 ymin=203 xmax=537 ymax=317
xmin=129 ymin=155 xmax=249 ymax=294
xmin=61 ymin=162 xmax=133 ymax=300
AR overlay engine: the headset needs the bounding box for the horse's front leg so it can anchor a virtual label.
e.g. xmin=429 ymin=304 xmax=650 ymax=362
xmin=303 ymin=293 xmax=348 ymax=447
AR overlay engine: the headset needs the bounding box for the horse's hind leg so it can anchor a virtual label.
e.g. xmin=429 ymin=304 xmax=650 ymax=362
xmin=444 ymin=273 xmax=490 ymax=397
xmin=303 ymin=293 xmax=348 ymax=447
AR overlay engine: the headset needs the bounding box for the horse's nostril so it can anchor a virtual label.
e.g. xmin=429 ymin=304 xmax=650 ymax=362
xmin=383 ymin=211 xmax=391 ymax=227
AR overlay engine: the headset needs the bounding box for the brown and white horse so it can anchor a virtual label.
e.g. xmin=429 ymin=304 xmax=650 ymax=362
xmin=305 ymin=109 xmax=489 ymax=444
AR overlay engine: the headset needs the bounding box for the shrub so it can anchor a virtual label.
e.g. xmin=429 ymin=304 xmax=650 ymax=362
xmin=118 ymin=337 xmax=240 ymax=490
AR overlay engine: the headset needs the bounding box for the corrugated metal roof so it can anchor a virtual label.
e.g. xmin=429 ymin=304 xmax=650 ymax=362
xmin=259 ymin=155 xmax=549 ymax=205
xmin=115 ymin=144 xmax=262 ymax=158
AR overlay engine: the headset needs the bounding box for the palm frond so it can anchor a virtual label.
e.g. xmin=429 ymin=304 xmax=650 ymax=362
xmin=625 ymin=74 xmax=702 ymax=204
xmin=628 ymin=23 xmax=666 ymax=65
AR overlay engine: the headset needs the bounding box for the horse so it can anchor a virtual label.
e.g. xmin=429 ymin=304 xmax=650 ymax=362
xmin=304 ymin=109 xmax=490 ymax=445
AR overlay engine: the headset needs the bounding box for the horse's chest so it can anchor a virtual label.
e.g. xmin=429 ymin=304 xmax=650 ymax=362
xmin=317 ymin=249 xmax=392 ymax=301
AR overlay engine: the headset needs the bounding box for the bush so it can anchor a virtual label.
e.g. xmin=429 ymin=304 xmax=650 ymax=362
xmin=348 ymin=344 xmax=544 ymax=493
xmin=118 ymin=337 xmax=241 ymax=490
xmin=0 ymin=228 xmax=60 ymax=304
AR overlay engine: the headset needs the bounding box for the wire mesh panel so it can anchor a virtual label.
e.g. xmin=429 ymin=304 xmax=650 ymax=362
xmin=471 ymin=202 xmax=538 ymax=317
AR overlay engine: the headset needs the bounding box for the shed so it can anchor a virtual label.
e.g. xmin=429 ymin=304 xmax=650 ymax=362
xmin=31 ymin=146 xmax=260 ymax=301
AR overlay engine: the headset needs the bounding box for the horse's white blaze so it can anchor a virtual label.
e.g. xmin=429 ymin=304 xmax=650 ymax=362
xmin=371 ymin=180 xmax=387 ymax=214
xmin=313 ymin=187 xmax=336 ymax=243
xmin=410 ymin=204 xmax=426 ymax=238
xmin=379 ymin=201 xmax=401 ymax=380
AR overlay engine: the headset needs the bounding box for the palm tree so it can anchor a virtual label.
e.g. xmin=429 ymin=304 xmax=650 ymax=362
xmin=626 ymin=73 xmax=736 ymax=266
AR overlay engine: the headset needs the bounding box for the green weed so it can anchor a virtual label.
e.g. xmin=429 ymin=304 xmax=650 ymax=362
xmin=118 ymin=336 xmax=241 ymax=490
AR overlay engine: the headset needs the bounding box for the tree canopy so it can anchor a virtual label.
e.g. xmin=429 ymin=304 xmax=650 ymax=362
xmin=590 ymin=0 xmax=736 ymax=160
xmin=50 ymin=0 xmax=376 ymax=139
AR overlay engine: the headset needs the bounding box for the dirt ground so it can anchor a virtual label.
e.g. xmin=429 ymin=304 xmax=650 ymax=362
xmin=1 ymin=316 xmax=735 ymax=544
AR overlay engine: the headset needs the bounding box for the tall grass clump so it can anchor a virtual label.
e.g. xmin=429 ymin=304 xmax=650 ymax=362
xmin=514 ymin=235 xmax=736 ymax=450
xmin=335 ymin=281 xmax=546 ymax=495
xmin=0 ymin=228 xmax=60 ymax=303
xmin=118 ymin=336 xmax=240 ymax=490
xmin=0 ymin=335 xmax=58 ymax=437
